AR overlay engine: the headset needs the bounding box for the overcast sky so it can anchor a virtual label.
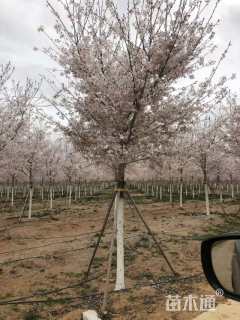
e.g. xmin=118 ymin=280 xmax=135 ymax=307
xmin=0 ymin=0 xmax=240 ymax=93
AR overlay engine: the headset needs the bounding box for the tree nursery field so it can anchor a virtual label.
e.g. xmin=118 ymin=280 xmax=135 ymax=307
xmin=1 ymin=0 xmax=240 ymax=319
xmin=0 ymin=188 xmax=239 ymax=320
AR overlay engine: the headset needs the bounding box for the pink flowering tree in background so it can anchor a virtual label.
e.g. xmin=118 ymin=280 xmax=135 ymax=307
xmin=191 ymin=112 xmax=226 ymax=215
xmin=0 ymin=139 xmax=25 ymax=207
xmin=41 ymin=138 xmax=62 ymax=209
xmin=0 ymin=63 xmax=40 ymax=152
xmin=169 ymin=134 xmax=195 ymax=208
xmin=61 ymin=146 xmax=91 ymax=206
xmin=0 ymin=138 xmax=23 ymax=207
xmin=38 ymin=0 xmax=231 ymax=290
xmin=20 ymin=127 xmax=46 ymax=219
xmin=223 ymin=157 xmax=239 ymax=199
xmin=225 ymin=97 xmax=240 ymax=158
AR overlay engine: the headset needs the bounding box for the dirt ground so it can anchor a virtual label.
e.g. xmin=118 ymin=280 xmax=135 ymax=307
xmin=0 ymin=191 xmax=240 ymax=320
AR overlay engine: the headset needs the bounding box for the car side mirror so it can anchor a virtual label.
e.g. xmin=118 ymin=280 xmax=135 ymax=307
xmin=201 ymin=234 xmax=240 ymax=302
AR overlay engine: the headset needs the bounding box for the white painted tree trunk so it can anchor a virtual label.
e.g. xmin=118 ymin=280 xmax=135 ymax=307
xmin=78 ymin=185 xmax=81 ymax=199
xmin=75 ymin=185 xmax=77 ymax=201
xmin=114 ymin=191 xmax=125 ymax=291
xmin=220 ymin=186 xmax=223 ymax=203
xmin=50 ymin=186 xmax=53 ymax=209
xmin=204 ymin=183 xmax=210 ymax=215
xmin=68 ymin=185 xmax=72 ymax=207
xmin=159 ymin=185 xmax=162 ymax=200
xmin=169 ymin=184 xmax=173 ymax=204
xmin=192 ymin=185 xmax=195 ymax=199
xmin=11 ymin=187 xmax=14 ymax=207
xmin=179 ymin=183 xmax=183 ymax=208
xmin=28 ymin=187 xmax=33 ymax=219
xmin=41 ymin=187 xmax=44 ymax=201
xmin=231 ymin=184 xmax=234 ymax=199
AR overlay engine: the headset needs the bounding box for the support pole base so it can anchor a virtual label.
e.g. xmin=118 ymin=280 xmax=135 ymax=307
xmin=82 ymin=310 xmax=101 ymax=320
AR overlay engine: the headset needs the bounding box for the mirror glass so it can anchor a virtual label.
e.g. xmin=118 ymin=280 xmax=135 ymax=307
xmin=211 ymin=239 xmax=240 ymax=294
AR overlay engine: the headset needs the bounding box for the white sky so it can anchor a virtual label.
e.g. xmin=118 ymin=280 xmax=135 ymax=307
xmin=0 ymin=0 xmax=240 ymax=93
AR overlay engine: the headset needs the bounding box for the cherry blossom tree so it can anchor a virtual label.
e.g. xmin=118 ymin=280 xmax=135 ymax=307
xmin=0 ymin=140 xmax=25 ymax=206
xmin=169 ymin=134 xmax=195 ymax=208
xmin=0 ymin=63 xmax=40 ymax=152
xmin=191 ymin=113 xmax=225 ymax=215
xmin=62 ymin=146 xmax=89 ymax=206
xmin=20 ymin=127 xmax=46 ymax=219
xmin=42 ymin=139 xmax=62 ymax=209
xmin=40 ymin=0 xmax=230 ymax=290
xmin=225 ymin=98 xmax=240 ymax=158
xmin=41 ymin=0 xmax=229 ymax=182
xmin=223 ymin=157 xmax=239 ymax=199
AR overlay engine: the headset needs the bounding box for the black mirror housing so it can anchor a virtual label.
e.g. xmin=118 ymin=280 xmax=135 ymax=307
xmin=201 ymin=234 xmax=240 ymax=302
